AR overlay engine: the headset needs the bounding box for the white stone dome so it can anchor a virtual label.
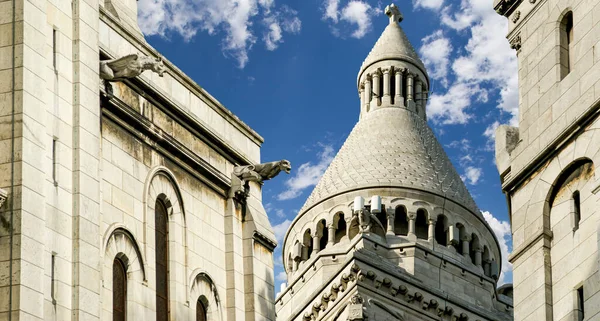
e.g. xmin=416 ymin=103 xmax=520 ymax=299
xmin=300 ymin=107 xmax=480 ymax=216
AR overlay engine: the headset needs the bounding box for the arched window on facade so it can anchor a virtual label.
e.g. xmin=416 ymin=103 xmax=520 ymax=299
xmin=560 ymin=11 xmax=574 ymax=79
xmin=394 ymin=206 xmax=408 ymax=236
xmin=334 ymin=213 xmax=347 ymax=243
xmin=415 ymin=209 xmax=428 ymax=240
xmin=435 ymin=215 xmax=448 ymax=246
xmin=155 ymin=199 xmax=169 ymax=321
xmin=196 ymin=298 xmax=207 ymax=321
xmin=572 ymin=190 xmax=581 ymax=231
xmin=113 ymin=258 xmax=127 ymax=321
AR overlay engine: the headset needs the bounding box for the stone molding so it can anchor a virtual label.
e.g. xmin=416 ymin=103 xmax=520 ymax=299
xmin=101 ymin=91 xmax=232 ymax=196
xmin=0 ymin=188 xmax=6 ymax=208
xmin=99 ymin=10 xmax=264 ymax=146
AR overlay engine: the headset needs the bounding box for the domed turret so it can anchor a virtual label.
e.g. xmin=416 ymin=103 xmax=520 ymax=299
xmin=275 ymin=5 xmax=513 ymax=321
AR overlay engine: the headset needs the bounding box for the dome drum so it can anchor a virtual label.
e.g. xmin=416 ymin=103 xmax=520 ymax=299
xmin=283 ymin=189 xmax=502 ymax=282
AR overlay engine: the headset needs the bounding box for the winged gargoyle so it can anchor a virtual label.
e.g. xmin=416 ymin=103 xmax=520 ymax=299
xmin=99 ymin=54 xmax=165 ymax=95
xmin=231 ymin=160 xmax=292 ymax=201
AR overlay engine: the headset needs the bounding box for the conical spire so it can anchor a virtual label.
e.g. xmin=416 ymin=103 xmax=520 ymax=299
xmin=299 ymin=4 xmax=480 ymax=217
xmin=357 ymin=4 xmax=428 ymax=87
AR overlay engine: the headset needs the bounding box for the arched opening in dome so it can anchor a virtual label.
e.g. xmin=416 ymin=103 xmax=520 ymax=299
xmin=470 ymin=233 xmax=480 ymax=266
xmin=303 ymin=229 xmax=313 ymax=260
xmin=454 ymin=223 xmax=466 ymax=254
xmin=318 ymin=219 xmax=328 ymax=252
xmin=390 ymin=68 xmax=396 ymax=104
xmin=559 ymin=11 xmax=574 ymax=79
xmin=415 ymin=209 xmax=428 ymax=240
xmin=483 ymin=245 xmax=491 ymax=277
xmin=287 ymin=252 xmax=293 ymax=272
xmin=376 ymin=208 xmax=388 ymax=233
xmin=334 ymin=213 xmax=347 ymax=244
xmin=394 ymin=206 xmax=408 ymax=236
xmin=435 ymin=214 xmax=448 ymax=246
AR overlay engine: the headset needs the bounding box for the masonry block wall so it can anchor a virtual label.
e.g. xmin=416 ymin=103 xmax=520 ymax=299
xmin=0 ymin=0 xmax=277 ymax=320
xmin=495 ymin=0 xmax=600 ymax=319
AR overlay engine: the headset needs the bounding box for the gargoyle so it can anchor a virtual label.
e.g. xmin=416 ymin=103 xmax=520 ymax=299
xmin=100 ymin=54 xmax=165 ymax=95
xmin=231 ymin=160 xmax=291 ymax=201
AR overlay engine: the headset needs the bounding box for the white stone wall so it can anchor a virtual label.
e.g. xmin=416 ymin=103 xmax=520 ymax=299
xmin=0 ymin=0 xmax=276 ymax=320
xmin=497 ymin=0 xmax=600 ymax=319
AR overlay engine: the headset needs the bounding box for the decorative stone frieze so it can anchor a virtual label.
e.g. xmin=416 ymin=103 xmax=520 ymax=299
xmin=511 ymin=10 xmax=521 ymax=23
xmin=0 ymin=188 xmax=7 ymax=209
xmin=510 ymin=34 xmax=521 ymax=52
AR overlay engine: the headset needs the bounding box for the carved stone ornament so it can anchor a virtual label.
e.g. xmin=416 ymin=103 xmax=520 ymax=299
xmin=511 ymin=10 xmax=521 ymax=23
xmin=510 ymin=35 xmax=522 ymax=52
xmin=100 ymin=54 xmax=165 ymax=95
xmin=529 ymin=0 xmax=536 ymax=3
xmin=0 ymin=188 xmax=7 ymax=209
xmin=100 ymin=54 xmax=165 ymax=81
xmin=348 ymin=294 xmax=365 ymax=321
xmin=231 ymin=160 xmax=291 ymax=200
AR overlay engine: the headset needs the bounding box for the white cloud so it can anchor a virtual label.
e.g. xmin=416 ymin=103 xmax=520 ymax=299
xmin=277 ymin=144 xmax=335 ymax=200
xmin=461 ymin=166 xmax=482 ymax=185
xmin=419 ymin=0 xmax=518 ymax=125
xmin=138 ymin=0 xmax=301 ymax=68
xmin=276 ymin=271 xmax=288 ymax=282
xmin=420 ymin=30 xmax=452 ymax=87
xmin=482 ymin=210 xmax=512 ymax=285
xmin=322 ymin=0 xmax=379 ymax=39
xmin=483 ymin=120 xmax=500 ymax=150
xmin=273 ymin=219 xmax=292 ymax=244
xmin=414 ymin=0 xmax=444 ymax=11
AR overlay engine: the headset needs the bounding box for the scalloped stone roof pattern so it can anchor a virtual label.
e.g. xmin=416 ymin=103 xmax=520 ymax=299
xmin=359 ymin=22 xmax=427 ymax=79
xmin=300 ymin=107 xmax=480 ymax=216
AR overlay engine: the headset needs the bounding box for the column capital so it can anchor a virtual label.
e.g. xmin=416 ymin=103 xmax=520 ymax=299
xmin=381 ymin=67 xmax=391 ymax=74
xmin=427 ymin=218 xmax=436 ymax=225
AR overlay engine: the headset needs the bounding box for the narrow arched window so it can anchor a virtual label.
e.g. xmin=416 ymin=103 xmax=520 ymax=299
xmin=335 ymin=213 xmax=347 ymax=243
xmin=113 ymin=258 xmax=127 ymax=321
xmin=415 ymin=209 xmax=428 ymax=240
xmin=394 ymin=206 xmax=408 ymax=236
xmin=435 ymin=215 xmax=448 ymax=246
xmin=196 ymin=298 xmax=207 ymax=321
xmin=560 ymin=11 xmax=574 ymax=79
xmin=155 ymin=200 xmax=169 ymax=321
xmin=318 ymin=220 xmax=328 ymax=251
xmin=573 ymin=190 xmax=581 ymax=231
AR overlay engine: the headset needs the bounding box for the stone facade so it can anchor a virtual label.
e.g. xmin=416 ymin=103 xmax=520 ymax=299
xmin=494 ymin=0 xmax=600 ymax=319
xmin=0 ymin=0 xmax=277 ymax=320
xmin=276 ymin=5 xmax=513 ymax=321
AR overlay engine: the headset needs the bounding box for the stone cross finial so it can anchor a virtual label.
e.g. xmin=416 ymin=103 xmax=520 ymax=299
xmin=385 ymin=3 xmax=403 ymax=23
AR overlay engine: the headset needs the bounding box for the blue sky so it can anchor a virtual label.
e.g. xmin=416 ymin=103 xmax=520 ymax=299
xmin=138 ymin=0 xmax=517 ymax=291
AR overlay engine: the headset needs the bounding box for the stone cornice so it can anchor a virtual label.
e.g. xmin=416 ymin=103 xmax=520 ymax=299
xmin=494 ymin=0 xmax=522 ymax=17
xmin=99 ymin=8 xmax=264 ymax=147
xmin=507 ymin=228 xmax=552 ymax=263
xmin=101 ymin=91 xmax=231 ymax=196
xmin=253 ymin=231 xmax=277 ymax=252
xmin=501 ymin=99 xmax=600 ymax=193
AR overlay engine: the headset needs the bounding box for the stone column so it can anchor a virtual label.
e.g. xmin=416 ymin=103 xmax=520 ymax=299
xmin=407 ymin=212 xmax=417 ymax=241
xmin=313 ymin=234 xmax=320 ymax=255
xmin=461 ymin=237 xmax=470 ymax=258
xmin=382 ymin=68 xmax=391 ymax=105
xmin=415 ymin=78 xmax=423 ymax=115
xmin=359 ymin=84 xmax=365 ymax=116
xmin=484 ymin=259 xmax=492 ymax=276
xmin=386 ymin=211 xmax=395 ymax=235
xmin=406 ymin=73 xmax=415 ymax=111
xmin=474 ymin=247 xmax=483 ymax=267
xmin=364 ymin=76 xmax=372 ymax=112
xmin=371 ymin=71 xmax=381 ymax=109
xmin=328 ymin=224 xmax=336 ymax=246
xmin=427 ymin=219 xmax=435 ymax=243
xmin=395 ymin=69 xmax=404 ymax=107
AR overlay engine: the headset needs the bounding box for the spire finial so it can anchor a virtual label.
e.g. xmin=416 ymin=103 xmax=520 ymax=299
xmin=385 ymin=4 xmax=403 ymax=24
